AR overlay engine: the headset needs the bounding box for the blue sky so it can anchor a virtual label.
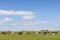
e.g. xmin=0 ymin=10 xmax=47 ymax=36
xmin=0 ymin=0 xmax=60 ymax=31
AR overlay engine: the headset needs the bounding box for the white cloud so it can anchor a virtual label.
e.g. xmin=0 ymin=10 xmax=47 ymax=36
xmin=0 ymin=18 xmax=12 ymax=25
xmin=3 ymin=18 xmax=12 ymax=22
xmin=0 ymin=10 xmax=36 ymax=20
xmin=22 ymin=15 xmax=36 ymax=20
xmin=10 ymin=21 xmax=48 ymax=27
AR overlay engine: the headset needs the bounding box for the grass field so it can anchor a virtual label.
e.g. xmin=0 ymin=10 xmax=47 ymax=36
xmin=0 ymin=32 xmax=60 ymax=40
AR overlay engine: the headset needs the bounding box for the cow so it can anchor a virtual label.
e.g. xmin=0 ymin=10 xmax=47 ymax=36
xmin=38 ymin=32 xmax=41 ymax=34
xmin=52 ymin=33 xmax=55 ymax=35
xmin=11 ymin=32 xmax=14 ymax=34
xmin=43 ymin=32 xmax=49 ymax=35
xmin=51 ymin=32 xmax=58 ymax=35
xmin=2 ymin=32 xmax=7 ymax=34
xmin=18 ymin=32 xmax=23 ymax=35
xmin=2 ymin=31 xmax=14 ymax=34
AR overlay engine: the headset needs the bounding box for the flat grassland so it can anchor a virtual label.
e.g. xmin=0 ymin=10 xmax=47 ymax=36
xmin=0 ymin=32 xmax=60 ymax=40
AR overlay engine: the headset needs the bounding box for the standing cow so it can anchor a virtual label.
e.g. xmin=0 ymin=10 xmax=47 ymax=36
xmin=2 ymin=32 xmax=7 ymax=34
xmin=2 ymin=31 xmax=14 ymax=34
xmin=18 ymin=31 xmax=25 ymax=35
xmin=51 ymin=32 xmax=57 ymax=35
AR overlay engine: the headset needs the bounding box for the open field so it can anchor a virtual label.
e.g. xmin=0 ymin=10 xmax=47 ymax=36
xmin=0 ymin=32 xmax=60 ymax=40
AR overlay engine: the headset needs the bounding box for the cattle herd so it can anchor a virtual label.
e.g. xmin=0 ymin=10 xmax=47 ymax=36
xmin=0 ymin=30 xmax=58 ymax=35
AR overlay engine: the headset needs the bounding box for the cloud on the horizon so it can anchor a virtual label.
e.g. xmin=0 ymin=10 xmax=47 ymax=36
xmin=0 ymin=10 xmax=36 ymax=20
xmin=0 ymin=17 xmax=60 ymax=31
xmin=9 ymin=21 xmax=48 ymax=27
xmin=0 ymin=10 xmax=60 ymax=30
xmin=9 ymin=18 xmax=60 ymax=29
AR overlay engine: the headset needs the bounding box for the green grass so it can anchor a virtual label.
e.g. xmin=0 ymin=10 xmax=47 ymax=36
xmin=0 ymin=32 xmax=60 ymax=40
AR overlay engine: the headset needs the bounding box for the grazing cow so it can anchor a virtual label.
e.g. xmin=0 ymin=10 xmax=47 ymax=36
xmin=23 ymin=32 xmax=25 ymax=34
xmin=11 ymin=32 xmax=14 ymax=34
xmin=38 ymin=32 xmax=41 ymax=34
xmin=2 ymin=31 xmax=14 ymax=34
xmin=43 ymin=32 xmax=49 ymax=35
xmin=18 ymin=32 xmax=23 ymax=35
xmin=41 ymin=30 xmax=49 ymax=35
xmin=6 ymin=31 xmax=13 ymax=34
xmin=52 ymin=33 xmax=55 ymax=35
xmin=51 ymin=32 xmax=57 ymax=35
xmin=2 ymin=32 xmax=7 ymax=34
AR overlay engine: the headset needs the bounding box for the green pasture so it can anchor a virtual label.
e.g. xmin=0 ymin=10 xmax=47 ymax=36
xmin=0 ymin=32 xmax=60 ymax=40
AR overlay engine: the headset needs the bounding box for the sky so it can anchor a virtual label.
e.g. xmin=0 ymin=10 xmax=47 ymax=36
xmin=0 ymin=0 xmax=60 ymax=31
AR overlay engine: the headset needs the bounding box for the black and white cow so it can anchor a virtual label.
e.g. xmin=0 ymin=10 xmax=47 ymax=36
xmin=2 ymin=32 xmax=7 ymax=34
xmin=43 ymin=32 xmax=49 ymax=35
xmin=51 ymin=32 xmax=57 ymax=35
xmin=2 ymin=31 xmax=14 ymax=34
xmin=18 ymin=32 xmax=23 ymax=35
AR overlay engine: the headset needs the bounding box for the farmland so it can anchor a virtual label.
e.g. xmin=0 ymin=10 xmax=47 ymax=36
xmin=0 ymin=31 xmax=60 ymax=40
